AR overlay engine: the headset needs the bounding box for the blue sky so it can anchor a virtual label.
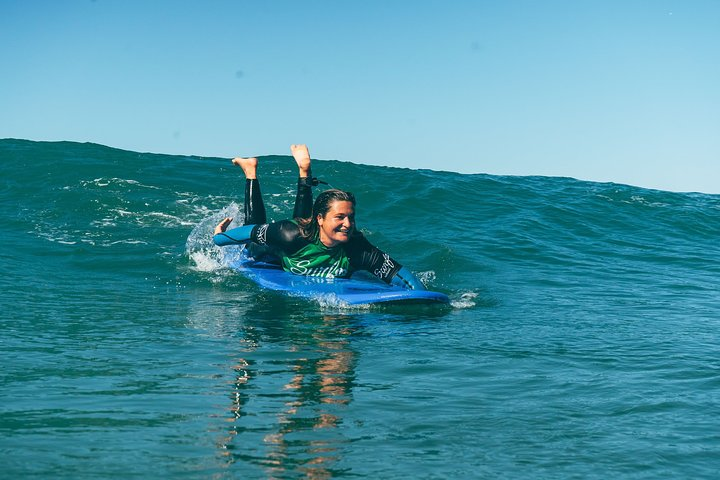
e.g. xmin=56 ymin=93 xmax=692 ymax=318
xmin=2 ymin=0 xmax=719 ymax=193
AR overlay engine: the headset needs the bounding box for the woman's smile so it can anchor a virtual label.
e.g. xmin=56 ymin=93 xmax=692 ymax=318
xmin=318 ymin=200 xmax=355 ymax=247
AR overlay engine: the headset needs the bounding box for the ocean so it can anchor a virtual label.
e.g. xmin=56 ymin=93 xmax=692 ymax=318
xmin=1 ymin=138 xmax=719 ymax=479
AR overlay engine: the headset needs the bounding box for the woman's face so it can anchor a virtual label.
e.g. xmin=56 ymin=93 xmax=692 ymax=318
xmin=317 ymin=200 xmax=355 ymax=247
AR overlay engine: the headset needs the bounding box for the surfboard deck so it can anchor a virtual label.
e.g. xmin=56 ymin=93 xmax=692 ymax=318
xmin=227 ymin=255 xmax=449 ymax=306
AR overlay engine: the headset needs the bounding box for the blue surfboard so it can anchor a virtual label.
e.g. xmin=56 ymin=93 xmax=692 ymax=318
xmin=226 ymin=253 xmax=449 ymax=306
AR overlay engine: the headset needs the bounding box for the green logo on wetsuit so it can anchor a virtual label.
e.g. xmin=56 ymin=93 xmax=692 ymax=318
xmin=282 ymin=241 xmax=351 ymax=278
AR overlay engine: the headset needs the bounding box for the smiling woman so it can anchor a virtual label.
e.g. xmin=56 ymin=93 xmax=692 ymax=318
xmin=298 ymin=189 xmax=355 ymax=247
xmin=213 ymin=144 xmax=426 ymax=290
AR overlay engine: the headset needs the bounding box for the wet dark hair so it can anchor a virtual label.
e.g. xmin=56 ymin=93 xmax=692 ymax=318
xmin=297 ymin=189 xmax=356 ymax=239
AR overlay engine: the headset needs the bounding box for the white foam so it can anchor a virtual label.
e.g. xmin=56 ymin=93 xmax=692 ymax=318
xmin=81 ymin=177 xmax=161 ymax=190
xmin=316 ymin=294 xmax=371 ymax=311
xmin=451 ymin=291 xmax=478 ymax=309
xmin=108 ymin=239 xmax=148 ymax=246
xmin=189 ymin=250 xmax=222 ymax=272
xmin=418 ymin=270 xmax=436 ymax=287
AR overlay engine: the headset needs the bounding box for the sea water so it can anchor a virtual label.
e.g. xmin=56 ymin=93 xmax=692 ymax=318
xmin=1 ymin=139 xmax=719 ymax=479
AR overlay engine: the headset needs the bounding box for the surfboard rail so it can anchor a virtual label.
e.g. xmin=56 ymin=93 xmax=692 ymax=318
xmin=227 ymin=256 xmax=449 ymax=306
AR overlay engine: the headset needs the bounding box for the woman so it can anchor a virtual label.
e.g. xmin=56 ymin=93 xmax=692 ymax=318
xmin=213 ymin=144 xmax=425 ymax=290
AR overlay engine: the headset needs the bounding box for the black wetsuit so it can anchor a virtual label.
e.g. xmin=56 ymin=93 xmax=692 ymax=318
xmin=240 ymin=177 xmax=402 ymax=283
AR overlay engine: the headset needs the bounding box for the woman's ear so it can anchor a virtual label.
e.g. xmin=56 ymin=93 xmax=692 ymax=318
xmin=316 ymin=213 xmax=324 ymax=226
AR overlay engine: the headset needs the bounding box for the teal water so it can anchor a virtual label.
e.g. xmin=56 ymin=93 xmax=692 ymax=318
xmin=1 ymin=139 xmax=719 ymax=479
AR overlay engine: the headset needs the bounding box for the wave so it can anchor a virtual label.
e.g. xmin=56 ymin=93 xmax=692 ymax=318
xmin=2 ymin=138 xmax=718 ymax=315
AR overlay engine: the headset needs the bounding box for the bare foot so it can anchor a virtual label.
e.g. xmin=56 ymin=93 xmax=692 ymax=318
xmin=290 ymin=144 xmax=311 ymax=178
xmin=214 ymin=217 xmax=233 ymax=235
xmin=231 ymin=157 xmax=258 ymax=179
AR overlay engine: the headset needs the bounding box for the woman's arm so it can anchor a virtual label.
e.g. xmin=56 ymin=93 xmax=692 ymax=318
xmin=390 ymin=266 xmax=426 ymax=290
xmin=346 ymin=233 xmax=426 ymax=290
xmin=212 ymin=218 xmax=307 ymax=253
xmin=213 ymin=225 xmax=257 ymax=246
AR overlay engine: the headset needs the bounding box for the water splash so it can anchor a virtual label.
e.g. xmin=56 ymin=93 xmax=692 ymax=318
xmin=451 ymin=291 xmax=478 ymax=309
xmin=185 ymin=203 xmax=243 ymax=274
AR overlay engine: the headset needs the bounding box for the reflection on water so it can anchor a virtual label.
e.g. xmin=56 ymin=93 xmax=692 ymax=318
xmin=214 ymin=307 xmax=360 ymax=478
xmin=184 ymin=287 xmax=448 ymax=478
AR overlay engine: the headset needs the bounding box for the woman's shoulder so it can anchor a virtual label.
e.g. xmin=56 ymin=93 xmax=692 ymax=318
xmin=273 ymin=219 xmax=301 ymax=239
xmin=266 ymin=219 xmax=312 ymax=254
xmin=278 ymin=218 xmax=300 ymax=228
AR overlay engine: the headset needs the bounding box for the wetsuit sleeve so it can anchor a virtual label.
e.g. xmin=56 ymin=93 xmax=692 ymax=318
xmin=214 ymin=220 xmax=308 ymax=254
xmin=213 ymin=224 xmax=255 ymax=246
xmin=345 ymin=232 xmax=403 ymax=284
xmin=390 ymin=266 xmax=426 ymax=290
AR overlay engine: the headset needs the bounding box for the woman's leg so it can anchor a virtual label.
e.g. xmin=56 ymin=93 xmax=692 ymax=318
xmin=230 ymin=156 xmax=276 ymax=261
xmin=232 ymin=157 xmax=267 ymax=225
xmin=290 ymin=144 xmax=314 ymax=220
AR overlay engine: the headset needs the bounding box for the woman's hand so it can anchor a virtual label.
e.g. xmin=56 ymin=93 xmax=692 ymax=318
xmin=214 ymin=217 xmax=233 ymax=235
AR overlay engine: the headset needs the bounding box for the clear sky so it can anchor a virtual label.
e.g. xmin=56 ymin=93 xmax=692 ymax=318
xmin=2 ymin=0 xmax=719 ymax=193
